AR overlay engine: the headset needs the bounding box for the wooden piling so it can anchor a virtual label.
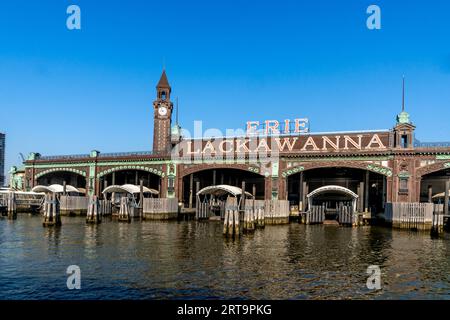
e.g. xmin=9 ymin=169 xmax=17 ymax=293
xmin=43 ymin=193 xmax=61 ymax=227
xmin=7 ymin=192 xmax=17 ymax=219
xmin=86 ymin=195 xmax=101 ymax=224
xmin=118 ymin=197 xmax=131 ymax=223
xmin=223 ymin=197 xmax=240 ymax=238
xmin=256 ymin=205 xmax=265 ymax=228
xmin=223 ymin=209 xmax=229 ymax=235
xmin=233 ymin=209 xmax=240 ymax=236
xmin=241 ymin=181 xmax=246 ymax=210
xmin=243 ymin=202 xmax=255 ymax=233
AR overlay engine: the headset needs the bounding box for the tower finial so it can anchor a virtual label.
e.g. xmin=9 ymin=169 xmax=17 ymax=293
xmin=402 ymin=75 xmax=405 ymax=112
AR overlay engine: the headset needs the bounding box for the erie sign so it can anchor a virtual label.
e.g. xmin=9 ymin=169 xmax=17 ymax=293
xmin=246 ymin=119 xmax=309 ymax=135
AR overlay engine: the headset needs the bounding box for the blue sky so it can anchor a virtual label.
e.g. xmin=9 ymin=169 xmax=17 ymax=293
xmin=1 ymin=0 xmax=450 ymax=178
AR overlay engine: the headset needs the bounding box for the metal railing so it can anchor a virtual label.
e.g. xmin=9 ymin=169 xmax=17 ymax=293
xmin=37 ymin=151 xmax=154 ymax=161
xmin=39 ymin=154 xmax=90 ymax=160
xmin=98 ymin=151 xmax=153 ymax=158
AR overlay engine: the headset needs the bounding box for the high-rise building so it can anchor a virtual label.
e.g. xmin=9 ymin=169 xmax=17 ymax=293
xmin=0 ymin=133 xmax=4 ymax=186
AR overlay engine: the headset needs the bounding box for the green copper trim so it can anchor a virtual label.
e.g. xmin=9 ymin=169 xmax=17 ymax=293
xmin=25 ymin=160 xmax=172 ymax=170
xmin=437 ymin=155 xmax=450 ymax=160
xmin=248 ymin=166 xmax=260 ymax=174
xmin=398 ymin=172 xmax=411 ymax=178
xmin=367 ymin=164 xmax=393 ymax=177
xmin=35 ymin=168 xmax=87 ymax=179
xmin=281 ymin=166 xmax=305 ymax=178
xmin=97 ymin=165 xmax=165 ymax=178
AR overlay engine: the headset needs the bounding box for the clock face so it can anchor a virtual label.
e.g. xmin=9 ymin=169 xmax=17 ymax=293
xmin=158 ymin=106 xmax=168 ymax=116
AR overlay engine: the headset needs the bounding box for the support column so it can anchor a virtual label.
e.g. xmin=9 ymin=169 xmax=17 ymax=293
xmin=358 ymin=182 xmax=364 ymax=213
xmin=220 ymin=173 xmax=224 ymax=185
xmin=140 ymin=179 xmax=144 ymax=217
xmin=161 ymin=175 xmax=168 ymax=199
xmin=428 ymin=185 xmax=433 ymax=203
xmin=299 ymin=172 xmax=304 ymax=211
xmin=103 ymin=180 xmax=108 ymax=199
xmin=264 ymin=176 xmax=271 ymax=201
xmin=303 ymin=182 xmax=308 ymax=211
xmin=135 ymin=171 xmax=138 ymax=185
xmin=252 ymin=184 xmax=256 ymax=200
xmin=195 ymin=181 xmax=200 ymax=210
xmin=241 ymin=181 xmax=246 ymax=210
xmin=189 ymin=174 xmax=194 ymax=209
xmin=445 ymin=180 xmax=449 ymax=217
xmin=364 ymin=171 xmax=370 ymax=212
xmin=278 ymin=177 xmax=287 ymax=200
xmin=386 ymin=177 xmax=393 ymax=204
xmin=112 ymin=172 xmax=116 ymax=185
xmin=213 ymin=170 xmax=216 ymax=186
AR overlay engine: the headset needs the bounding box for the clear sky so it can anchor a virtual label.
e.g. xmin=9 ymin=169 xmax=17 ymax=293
xmin=1 ymin=0 xmax=450 ymax=181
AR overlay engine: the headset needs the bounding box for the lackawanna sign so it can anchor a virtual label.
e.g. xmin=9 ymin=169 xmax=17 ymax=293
xmin=176 ymin=131 xmax=390 ymax=157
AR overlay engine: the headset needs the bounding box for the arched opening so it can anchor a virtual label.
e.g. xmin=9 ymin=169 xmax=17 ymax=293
xmin=420 ymin=168 xmax=450 ymax=203
xmin=287 ymin=167 xmax=386 ymax=214
xmin=196 ymin=185 xmax=253 ymax=219
xmin=100 ymin=169 xmax=162 ymax=196
xmin=307 ymin=185 xmax=358 ymax=219
xmin=36 ymin=171 xmax=86 ymax=191
xmin=182 ymin=168 xmax=264 ymax=208
xmin=161 ymin=91 xmax=167 ymax=100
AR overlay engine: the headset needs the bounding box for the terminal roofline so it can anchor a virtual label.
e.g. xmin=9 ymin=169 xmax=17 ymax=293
xmin=186 ymin=129 xmax=391 ymax=141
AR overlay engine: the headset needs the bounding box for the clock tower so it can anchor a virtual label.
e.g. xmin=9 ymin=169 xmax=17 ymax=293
xmin=152 ymin=69 xmax=173 ymax=155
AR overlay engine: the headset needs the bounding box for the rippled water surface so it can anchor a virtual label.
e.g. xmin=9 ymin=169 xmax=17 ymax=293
xmin=0 ymin=215 xmax=449 ymax=299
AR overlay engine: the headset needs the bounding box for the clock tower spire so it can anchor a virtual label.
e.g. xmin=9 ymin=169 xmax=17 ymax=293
xmin=152 ymin=69 xmax=173 ymax=155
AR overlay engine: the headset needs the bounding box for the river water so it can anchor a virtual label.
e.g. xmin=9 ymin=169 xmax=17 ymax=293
xmin=0 ymin=215 xmax=449 ymax=300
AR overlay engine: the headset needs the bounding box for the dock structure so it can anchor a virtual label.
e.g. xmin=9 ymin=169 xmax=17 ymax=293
xmin=142 ymin=198 xmax=178 ymax=220
xmin=384 ymin=202 xmax=450 ymax=234
xmin=1 ymin=191 xmax=45 ymax=218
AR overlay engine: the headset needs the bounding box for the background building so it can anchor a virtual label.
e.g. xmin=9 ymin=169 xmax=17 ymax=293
xmin=0 ymin=133 xmax=5 ymax=186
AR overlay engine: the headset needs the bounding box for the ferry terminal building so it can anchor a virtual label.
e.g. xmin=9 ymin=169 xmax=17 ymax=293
xmin=12 ymin=71 xmax=450 ymax=215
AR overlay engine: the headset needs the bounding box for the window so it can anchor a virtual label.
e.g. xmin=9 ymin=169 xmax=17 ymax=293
xmin=161 ymin=91 xmax=166 ymax=100
xmin=168 ymin=177 xmax=175 ymax=192
xmin=401 ymin=134 xmax=408 ymax=148
xmin=399 ymin=178 xmax=408 ymax=193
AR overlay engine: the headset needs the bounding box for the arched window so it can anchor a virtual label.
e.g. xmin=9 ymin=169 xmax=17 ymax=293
xmin=161 ymin=91 xmax=166 ymax=100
